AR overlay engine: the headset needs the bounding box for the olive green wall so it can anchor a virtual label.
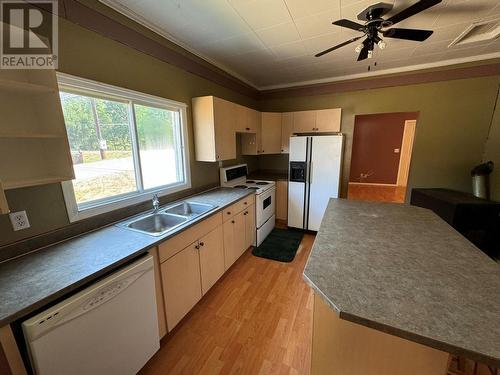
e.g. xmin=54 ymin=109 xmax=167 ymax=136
xmin=259 ymin=77 xmax=500 ymax=200
xmin=0 ymin=16 xmax=257 ymax=247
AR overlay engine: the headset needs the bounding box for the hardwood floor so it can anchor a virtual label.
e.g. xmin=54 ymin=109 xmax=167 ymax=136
xmin=140 ymin=234 xmax=315 ymax=375
xmin=348 ymin=183 xmax=407 ymax=203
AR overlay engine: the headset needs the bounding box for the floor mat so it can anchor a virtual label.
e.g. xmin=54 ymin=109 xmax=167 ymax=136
xmin=252 ymin=228 xmax=304 ymax=262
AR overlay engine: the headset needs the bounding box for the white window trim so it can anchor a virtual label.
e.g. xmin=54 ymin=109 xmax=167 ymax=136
xmin=58 ymin=72 xmax=191 ymax=222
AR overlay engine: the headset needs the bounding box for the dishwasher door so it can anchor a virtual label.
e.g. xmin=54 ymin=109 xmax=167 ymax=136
xmin=22 ymin=255 xmax=159 ymax=375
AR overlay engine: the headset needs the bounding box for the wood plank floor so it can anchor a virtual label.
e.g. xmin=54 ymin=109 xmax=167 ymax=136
xmin=348 ymin=183 xmax=407 ymax=203
xmin=140 ymin=234 xmax=315 ymax=375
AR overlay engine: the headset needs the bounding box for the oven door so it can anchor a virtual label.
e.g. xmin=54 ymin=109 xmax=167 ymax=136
xmin=256 ymin=187 xmax=276 ymax=228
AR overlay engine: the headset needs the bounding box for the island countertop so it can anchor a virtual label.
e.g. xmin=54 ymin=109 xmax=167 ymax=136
xmin=303 ymin=199 xmax=500 ymax=367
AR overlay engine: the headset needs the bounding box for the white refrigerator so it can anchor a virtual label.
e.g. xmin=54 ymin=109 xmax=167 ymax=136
xmin=288 ymin=135 xmax=344 ymax=231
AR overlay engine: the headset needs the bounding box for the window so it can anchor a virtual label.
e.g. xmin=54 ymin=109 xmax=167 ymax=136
xmin=58 ymin=73 xmax=190 ymax=222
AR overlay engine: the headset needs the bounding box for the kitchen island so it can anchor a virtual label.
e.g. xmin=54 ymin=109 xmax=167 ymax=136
xmin=304 ymin=199 xmax=500 ymax=375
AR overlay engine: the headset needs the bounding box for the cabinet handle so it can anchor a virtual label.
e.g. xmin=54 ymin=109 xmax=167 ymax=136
xmin=246 ymin=127 xmax=250 ymax=131
xmin=231 ymin=220 xmax=235 ymax=224
xmin=227 ymin=211 xmax=231 ymax=215
xmin=195 ymin=244 xmax=200 ymax=250
xmin=244 ymin=211 xmax=248 ymax=215
xmin=200 ymin=242 xmax=204 ymax=247
xmin=244 ymin=202 xmax=247 ymax=205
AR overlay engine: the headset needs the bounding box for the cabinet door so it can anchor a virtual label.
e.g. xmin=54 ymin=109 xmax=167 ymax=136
xmin=281 ymin=112 xmax=293 ymax=153
xmin=161 ymin=241 xmax=202 ymax=331
xmin=316 ymin=108 xmax=341 ymax=132
xmin=293 ymin=111 xmax=316 ymax=133
xmin=234 ymin=211 xmax=247 ymax=257
xmin=261 ymin=112 xmax=282 ymax=154
xmin=223 ymin=218 xmax=236 ymax=270
xmin=234 ymin=104 xmax=248 ymax=133
xmin=247 ymin=109 xmax=260 ymax=133
xmin=199 ymin=226 xmax=225 ymax=295
xmin=244 ymin=204 xmax=256 ymax=249
xmin=223 ymin=211 xmax=246 ymax=269
xmin=276 ymin=180 xmax=288 ymax=221
xmin=214 ymin=98 xmax=236 ymax=160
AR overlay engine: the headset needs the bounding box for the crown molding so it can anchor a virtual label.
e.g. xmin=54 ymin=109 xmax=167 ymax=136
xmin=258 ymin=60 xmax=500 ymax=99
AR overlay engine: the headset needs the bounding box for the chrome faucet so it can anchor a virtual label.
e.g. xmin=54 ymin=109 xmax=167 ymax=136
xmin=152 ymin=194 xmax=160 ymax=212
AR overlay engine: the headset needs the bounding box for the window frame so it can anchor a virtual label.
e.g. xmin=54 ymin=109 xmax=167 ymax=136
xmin=58 ymin=72 xmax=191 ymax=222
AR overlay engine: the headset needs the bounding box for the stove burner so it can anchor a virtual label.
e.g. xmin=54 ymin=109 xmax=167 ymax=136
xmin=247 ymin=187 xmax=259 ymax=190
xmin=234 ymin=185 xmax=248 ymax=189
xmin=246 ymin=180 xmax=255 ymax=183
xmin=256 ymin=181 xmax=269 ymax=185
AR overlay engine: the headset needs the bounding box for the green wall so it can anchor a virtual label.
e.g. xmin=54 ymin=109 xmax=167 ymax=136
xmin=259 ymin=77 xmax=500 ymax=200
xmin=0 ymin=16 xmax=257 ymax=247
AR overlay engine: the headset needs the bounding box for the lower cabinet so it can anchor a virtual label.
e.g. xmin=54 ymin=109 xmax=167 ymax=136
xmin=276 ymin=180 xmax=288 ymax=221
xmin=244 ymin=205 xmax=256 ymax=249
xmin=161 ymin=240 xmax=202 ymax=331
xmin=158 ymin=195 xmax=255 ymax=332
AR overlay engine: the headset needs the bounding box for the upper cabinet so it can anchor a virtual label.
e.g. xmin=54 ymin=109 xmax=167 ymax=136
xmin=192 ymin=96 xmax=236 ymax=161
xmin=0 ymin=69 xmax=74 ymax=213
xmin=315 ymin=108 xmax=342 ymax=132
xmin=260 ymin=112 xmax=282 ymax=155
xmin=292 ymin=108 xmax=341 ymax=133
xmin=192 ymin=95 xmax=342 ymax=160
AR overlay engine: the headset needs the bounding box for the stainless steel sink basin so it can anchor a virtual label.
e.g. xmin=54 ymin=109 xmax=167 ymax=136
xmin=163 ymin=201 xmax=216 ymax=217
xmin=118 ymin=200 xmax=217 ymax=236
xmin=122 ymin=213 xmax=187 ymax=236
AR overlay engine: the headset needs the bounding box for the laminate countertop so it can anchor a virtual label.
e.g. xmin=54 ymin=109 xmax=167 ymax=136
xmin=0 ymin=188 xmax=254 ymax=326
xmin=303 ymin=199 xmax=500 ymax=367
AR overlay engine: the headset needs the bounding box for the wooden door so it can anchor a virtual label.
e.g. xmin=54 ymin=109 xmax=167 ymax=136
xmin=276 ymin=180 xmax=288 ymax=221
xmin=214 ymin=98 xmax=236 ymax=160
xmin=244 ymin=204 xmax=256 ymax=249
xmin=161 ymin=241 xmax=202 ymax=331
xmin=293 ymin=111 xmax=316 ymax=133
xmin=281 ymin=112 xmax=293 ymax=153
xmin=316 ymin=108 xmax=341 ymax=132
xmin=261 ymin=112 xmax=282 ymax=154
xmin=199 ymin=226 xmax=225 ymax=295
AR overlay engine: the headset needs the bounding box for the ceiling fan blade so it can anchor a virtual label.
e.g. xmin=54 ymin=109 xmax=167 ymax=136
xmin=383 ymin=28 xmax=433 ymax=41
xmin=357 ymin=40 xmax=370 ymax=61
xmin=386 ymin=0 xmax=442 ymax=26
xmin=315 ymin=36 xmax=363 ymax=57
xmin=332 ymin=19 xmax=365 ymax=32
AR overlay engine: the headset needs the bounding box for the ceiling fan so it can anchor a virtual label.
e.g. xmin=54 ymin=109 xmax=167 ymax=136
xmin=315 ymin=0 xmax=442 ymax=61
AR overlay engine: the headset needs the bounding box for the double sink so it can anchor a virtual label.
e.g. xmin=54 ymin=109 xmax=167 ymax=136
xmin=119 ymin=201 xmax=217 ymax=236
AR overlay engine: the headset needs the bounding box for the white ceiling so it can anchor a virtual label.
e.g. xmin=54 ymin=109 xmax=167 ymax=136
xmin=100 ymin=0 xmax=500 ymax=89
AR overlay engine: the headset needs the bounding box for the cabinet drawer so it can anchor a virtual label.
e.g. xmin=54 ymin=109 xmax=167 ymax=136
xmin=223 ymin=194 xmax=255 ymax=221
xmin=159 ymin=212 xmax=222 ymax=263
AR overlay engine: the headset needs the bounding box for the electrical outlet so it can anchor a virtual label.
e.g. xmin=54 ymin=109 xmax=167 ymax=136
xmin=9 ymin=210 xmax=30 ymax=231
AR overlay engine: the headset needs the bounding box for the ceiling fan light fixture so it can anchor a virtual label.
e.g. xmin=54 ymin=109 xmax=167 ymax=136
xmin=377 ymin=39 xmax=386 ymax=49
xmin=355 ymin=43 xmax=364 ymax=53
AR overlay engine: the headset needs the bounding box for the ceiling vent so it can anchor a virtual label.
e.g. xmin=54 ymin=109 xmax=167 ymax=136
xmin=449 ymin=18 xmax=500 ymax=47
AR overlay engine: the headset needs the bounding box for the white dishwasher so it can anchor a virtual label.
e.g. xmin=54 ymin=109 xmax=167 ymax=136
xmin=22 ymin=255 xmax=159 ymax=375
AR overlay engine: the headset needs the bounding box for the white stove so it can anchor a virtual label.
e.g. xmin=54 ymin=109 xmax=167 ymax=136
xmin=220 ymin=164 xmax=276 ymax=247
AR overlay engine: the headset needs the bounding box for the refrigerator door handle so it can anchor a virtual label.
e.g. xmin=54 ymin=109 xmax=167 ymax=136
xmin=309 ymin=161 xmax=313 ymax=185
